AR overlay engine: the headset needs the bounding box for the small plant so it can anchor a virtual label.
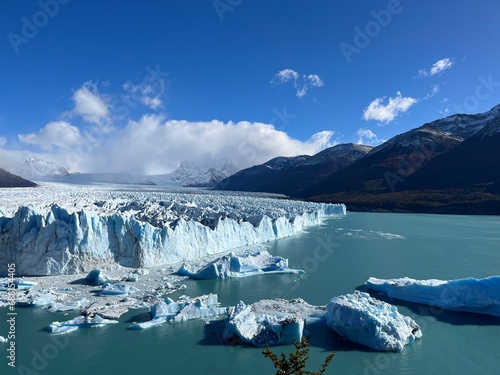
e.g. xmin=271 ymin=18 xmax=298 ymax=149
xmin=262 ymin=337 xmax=335 ymax=375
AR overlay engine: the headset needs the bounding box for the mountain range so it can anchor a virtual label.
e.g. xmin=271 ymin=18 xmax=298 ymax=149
xmin=217 ymin=104 xmax=500 ymax=214
xmin=215 ymin=143 xmax=372 ymax=195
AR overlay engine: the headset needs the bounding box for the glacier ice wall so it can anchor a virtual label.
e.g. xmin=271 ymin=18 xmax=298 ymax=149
xmin=0 ymin=192 xmax=345 ymax=276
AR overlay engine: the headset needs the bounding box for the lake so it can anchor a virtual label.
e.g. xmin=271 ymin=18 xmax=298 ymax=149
xmin=3 ymin=212 xmax=500 ymax=375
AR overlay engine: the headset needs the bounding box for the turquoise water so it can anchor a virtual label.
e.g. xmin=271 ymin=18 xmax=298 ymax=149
xmin=2 ymin=212 xmax=500 ymax=375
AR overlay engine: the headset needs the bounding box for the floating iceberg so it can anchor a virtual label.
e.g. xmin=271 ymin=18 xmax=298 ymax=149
xmin=16 ymin=292 xmax=55 ymax=307
xmin=49 ymin=299 xmax=89 ymax=313
xmin=223 ymin=298 xmax=326 ymax=347
xmin=48 ymin=315 xmax=118 ymax=335
xmin=177 ymin=250 xmax=304 ymax=279
xmin=366 ymin=276 xmax=500 ymax=317
xmin=0 ymin=336 xmax=7 ymax=343
xmin=0 ymin=186 xmax=345 ymax=276
xmin=99 ymin=283 xmax=139 ymax=296
xmin=326 ymin=291 xmax=422 ymax=352
xmin=129 ymin=294 xmax=226 ymax=330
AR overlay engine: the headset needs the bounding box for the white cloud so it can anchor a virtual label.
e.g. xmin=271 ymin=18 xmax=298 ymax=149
xmin=123 ymin=80 xmax=165 ymax=110
xmin=72 ymin=82 xmax=109 ymax=124
xmin=83 ymin=116 xmax=334 ymax=175
xmin=418 ymin=58 xmax=454 ymax=78
xmin=18 ymin=121 xmax=83 ymax=151
xmin=363 ymin=92 xmax=417 ymax=124
xmin=271 ymin=69 xmax=324 ymax=98
xmin=356 ymin=128 xmax=384 ymax=146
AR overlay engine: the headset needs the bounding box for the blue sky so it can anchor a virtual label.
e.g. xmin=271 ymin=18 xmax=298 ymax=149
xmin=1 ymin=0 xmax=500 ymax=174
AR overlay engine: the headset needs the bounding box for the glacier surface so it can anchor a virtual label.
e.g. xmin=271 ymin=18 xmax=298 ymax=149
xmin=366 ymin=276 xmax=500 ymax=317
xmin=0 ymin=183 xmax=345 ymax=276
xmin=177 ymin=250 xmax=304 ymax=279
xmin=326 ymin=291 xmax=422 ymax=352
xmin=223 ymin=298 xmax=325 ymax=347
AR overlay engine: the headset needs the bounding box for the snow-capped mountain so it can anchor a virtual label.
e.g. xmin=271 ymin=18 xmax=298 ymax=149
xmin=162 ymin=161 xmax=239 ymax=187
xmin=19 ymin=157 xmax=71 ymax=180
xmin=215 ymin=143 xmax=372 ymax=195
xmin=301 ymin=104 xmax=500 ymax=198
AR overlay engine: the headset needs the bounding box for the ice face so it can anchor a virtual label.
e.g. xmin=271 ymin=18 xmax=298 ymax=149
xmin=326 ymin=291 xmax=422 ymax=352
xmin=0 ymin=183 xmax=345 ymax=276
xmin=223 ymin=298 xmax=326 ymax=347
xmin=177 ymin=250 xmax=304 ymax=279
xmin=366 ymin=276 xmax=500 ymax=317
xmin=48 ymin=315 xmax=118 ymax=335
xmin=128 ymin=294 xmax=226 ymax=329
xmin=99 ymin=283 xmax=139 ymax=296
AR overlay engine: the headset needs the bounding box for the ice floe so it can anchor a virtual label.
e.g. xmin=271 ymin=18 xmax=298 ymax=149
xmin=223 ymin=298 xmax=325 ymax=346
xmin=366 ymin=276 xmax=500 ymax=317
xmin=48 ymin=314 xmax=118 ymax=335
xmin=128 ymin=294 xmax=227 ymax=329
xmin=326 ymin=291 xmax=422 ymax=352
xmin=177 ymin=250 xmax=304 ymax=279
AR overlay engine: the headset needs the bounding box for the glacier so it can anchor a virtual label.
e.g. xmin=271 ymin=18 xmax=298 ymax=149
xmin=326 ymin=291 xmax=422 ymax=352
xmin=0 ymin=183 xmax=345 ymax=276
xmin=177 ymin=250 xmax=304 ymax=279
xmin=223 ymin=298 xmax=325 ymax=347
xmin=48 ymin=314 xmax=118 ymax=335
xmin=366 ymin=276 xmax=500 ymax=317
xmin=128 ymin=294 xmax=227 ymax=329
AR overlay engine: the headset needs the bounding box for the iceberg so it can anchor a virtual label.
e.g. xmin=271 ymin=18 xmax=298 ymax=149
xmin=366 ymin=276 xmax=500 ymax=317
xmin=49 ymin=298 xmax=89 ymax=313
xmin=128 ymin=294 xmax=226 ymax=329
xmin=0 ymin=185 xmax=345 ymax=276
xmin=16 ymin=292 xmax=55 ymax=307
xmin=177 ymin=250 xmax=304 ymax=279
xmin=223 ymin=298 xmax=326 ymax=347
xmin=99 ymin=283 xmax=139 ymax=296
xmin=14 ymin=280 xmax=38 ymax=290
xmin=0 ymin=336 xmax=7 ymax=343
xmin=48 ymin=314 xmax=118 ymax=335
xmin=326 ymin=291 xmax=422 ymax=352
xmin=85 ymin=269 xmax=110 ymax=286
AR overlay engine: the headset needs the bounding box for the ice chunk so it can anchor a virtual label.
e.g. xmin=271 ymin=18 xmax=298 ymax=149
xmin=14 ymin=280 xmax=38 ymax=290
xmin=177 ymin=250 xmax=304 ymax=279
xmin=99 ymin=283 xmax=139 ymax=296
xmin=128 ymin=294 xmax=227 ymax=330
xmin=48 ymin=314 xmax=118 ymax=335
xmin=366 ymin=276 xmax=500 ymax=317
xmin=49 ymin=299 xmax=89 ymax=313
xmin=223 ymin=298 xmax=326 ymax=347
xmin=326 ymin=291 xmax=422 ymax=352
xmin=16 ymin=292 xmax=55 ymax=307
xmin=85 ymin=269 xmax=109 ymax=286
xmin=0 ymin=336 xmax=7 ymax=343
